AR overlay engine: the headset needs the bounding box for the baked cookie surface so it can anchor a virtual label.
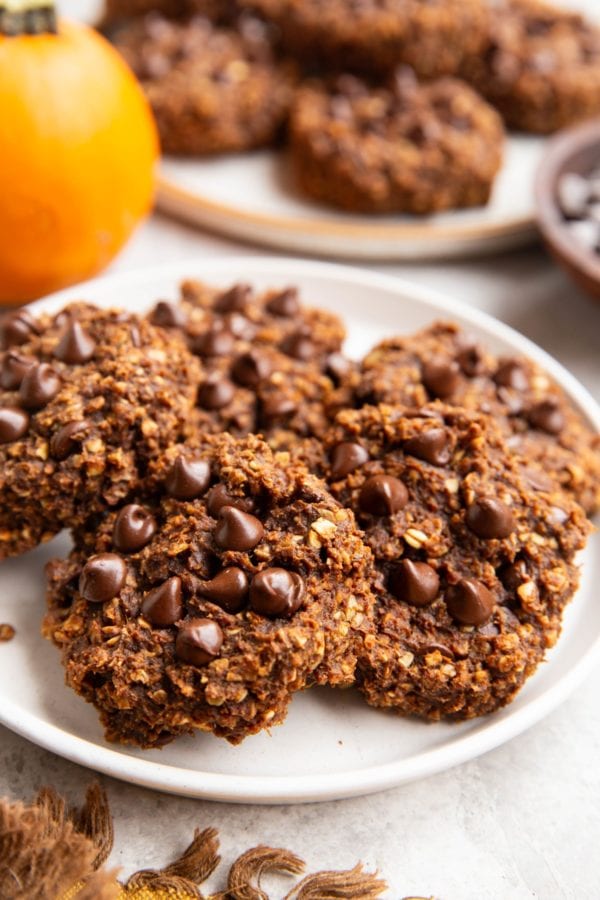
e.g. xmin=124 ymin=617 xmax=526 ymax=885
xmin=461 ymin=0 xmax=600 ymax=133
xmin=43 ymin=434 xmax=376 ymax=747
xmin=289 ymin=74 xmax=504 ymax=214
xmin=356 ymin=321 xmax=600 ymax=515
xmin=322 ymin=403 xmax=590 ymax=720
xmin=113 ymin=13 xmax=296 ymax=154
xmin=0 ymin=304 xmax=199 ymax=560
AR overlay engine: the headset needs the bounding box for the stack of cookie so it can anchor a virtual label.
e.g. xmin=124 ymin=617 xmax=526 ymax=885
xmin=2 ymin=281 xmax=597 ymax=747
xmin=102 ymin=0 xmax=600 ymax=214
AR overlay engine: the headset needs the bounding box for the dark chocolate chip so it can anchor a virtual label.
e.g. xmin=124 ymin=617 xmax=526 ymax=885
xmin=1 ymin=351 xmax=35 ymax=390
xmin=0 ymin=407 xmax=29 ymax=443
xmin=527 ymin=400 xmax=565 ymax=435
xmin=1 ymin=310 xmax=39 ymax=348
xmin=113 ymin=504 xmax=157 ymax=553
xmin=330 ymin=442 xmax=369 ymax=479
xmin=149 ymin=300 xmax=186 ymax=328
xmin=198 ymin=376 xmax=235 ymax=410
xmin=456 ymin=345 xmax=486 ymax=377
xmin=359 ymin=475 xmax=409 ymax=516
xmin=206 ymin=484 xmax=252 ymax=518
xmin=389 ymin=560 xmax=440 ymax=607
xmin=404 ymin=428 xmax=450 ymax=466
xmin=231 ymin=350 xmax=272 ymax=387
xmin=165 ymin=456 xmax=211 ymax=500
xmin=494 ymin=360 xmax=529 ymax=391
xmin=214 ymin=507 xmax=264 ymax=551
xmin=199 ymin=567 xmax=249 ymax=613
xmin=141 ymin=575 xmax=183 ymax=626
xmin=214 ymin=283 xmax=251 ymax=313
xmin=19 ymin=363 xmax=60 ymax=409
xmin=325 ymin=352 xmax=351 ymax=385
xmin=191 ymin=326 xmax=234 ymax=358
xmin=54 ymin=321 xmax=96 ymax=364
xmin=466 ymin=498 xmax=515 ymax=539
xmin=50 ymin=419 xmax=90 ymax=460
xmin=249 ymin=568 xmax=305 ymax=618
xmin=175 ymin=618 xmax=224 ymax=666
xmin=281 ymin=332 xmax=314 ymax=361
xmin=79 ymin=553 xmax=127 ymax=603
xmin=261 ymin=395 xmax=297 ymax=421
xmin=446 ymin=578 xmax=495 ymax=626
xmin=422 ymin=360 xmax=460 ymax=398
xmin=266 ymin=288 xmax=300 ymax=317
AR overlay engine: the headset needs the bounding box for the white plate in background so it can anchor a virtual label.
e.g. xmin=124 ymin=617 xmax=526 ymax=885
xmin=0 ymin=257 xmax=598 ymax=803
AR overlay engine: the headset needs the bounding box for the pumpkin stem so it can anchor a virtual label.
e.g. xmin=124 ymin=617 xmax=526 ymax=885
xmin=0 ymin=0 xmax=57 ymax=35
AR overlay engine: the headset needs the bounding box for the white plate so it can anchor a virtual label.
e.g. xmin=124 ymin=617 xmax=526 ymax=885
xmin=1 ymin=258 xmax=599 ymax=804
xmin=155 ymin=0 xmax=599 ymax=261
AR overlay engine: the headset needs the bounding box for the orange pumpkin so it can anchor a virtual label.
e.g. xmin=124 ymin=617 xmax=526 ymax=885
xmin=0 ymin=2 xmax=159 ymax=304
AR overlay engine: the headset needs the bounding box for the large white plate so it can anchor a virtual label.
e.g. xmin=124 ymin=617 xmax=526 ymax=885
xmin=155 ymin=0 xmax=598 ymax=260
xmin=1 ymin=258 xmax=599 ymax=804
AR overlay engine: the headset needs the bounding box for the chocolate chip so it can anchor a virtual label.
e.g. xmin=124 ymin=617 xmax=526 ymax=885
xmin=261 ymin=395 xmax=297 ymax=421
xmin=54 ymin=322 xmax=96 ymax=364
xmin=266 ymin=288 xmax=299 ymax=317
xmin=0 ymin=407 xmax=29 ymax=443
xmin=214 ymin=283 xmax=251 ymax=313
xmin=175 ymin=618 xmax=224 ymax=666
xmin=494 ymin=360 xmax=529 ymax=391
xmin=359 ymin=475 xmax=409 ymax=516
xmin=191 ymin=326 xmax=234 ymax=358
xmin=527 ymin=400 xmax=565 ymax=435
xmin=325 ymin=352 xmax=351 ymax=385
xmin=214 ymin=507 xmax=264 ymax=551
xmin=50 ymin=419 xmax=90 ymax=460
xmin=500 ymin=560 xmax=527 ymax=592
xmin=422 ymin=360 xmax=460 ymax=398
xmin=113 ymin=504 xmax=157 ymax=553
xmin=231 ymin=350 xmax=272 ymax=387
xmin=1 ymin=310 xmax=39 ymax=348
xmin=79 ymin=553 xmax=127 ymax=603
xmin=446 ymin=578 xmax=495 ymax=626
xmin=199 ymin=567 xmax=249 ymax=613
xmin=206 ymin=484 xmax=251 ymax=518
xmin=281 ymin=332 xmax=314 ymax=361
xmin=19 ymin=363 xmax=60 ymax=409
xmin=149 ymin=300 xmax=186 ymax=328
xmin=249 ymin=568 xmax=305 ymax=618
xmin=456 ymin=345 xmax=486 ymax=377
xmin=404 ymin=428 xmax=450 ymax=466
xmin=389 ymin=560 xmax=440 ymax=607
xmin=330 ymin=442 xmax=369 ymax=479
xmin=165 ymin=456 xmax=211 ymax=500
xmin=141 ymin=576 xmax=183 ymax=625
xmin=225 ymin=313 xmax=255 ymax=340
xmin=0 ymin=351 xmax=35 ymax=390
xmin=466 ymin=498 xmax=515 ymax=539
xmin=198 ymin=376 xmax=235 ymax=410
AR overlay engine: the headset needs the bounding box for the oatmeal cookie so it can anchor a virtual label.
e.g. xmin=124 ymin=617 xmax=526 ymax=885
xmin=356 ymin=321 xmax=600 ymax=515
xmin=241 ymin=0 xmax=489 ymax=79
xmin=461 ymin=0 xmax=600 ymax=134
xmin=114 ymin=13 xmax=296 ymax=154
xmin=43 ymin=434 xmax=376 ymax=747
xmin=322 ymin=403 xmax=590 ymax=720
xmin=0 ymin=303 xmax=200 ymax=559
xmin=289 ymin=73 xmax=504 ymax=214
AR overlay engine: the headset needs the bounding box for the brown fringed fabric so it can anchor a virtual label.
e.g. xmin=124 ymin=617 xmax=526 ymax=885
xmin=226 ymin=846 xmax=306 ymax=899
xmin=125 ymin=826 xmax=221 ymax=898
xmin=70 ymin=782 xmax=115 ymax=869
xmin=283 ymin=862 xmax=387 ymax=898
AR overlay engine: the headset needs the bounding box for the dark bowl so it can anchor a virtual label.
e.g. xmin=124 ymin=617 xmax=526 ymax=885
xmin=535 ymin=118 xmax=600 ymax=302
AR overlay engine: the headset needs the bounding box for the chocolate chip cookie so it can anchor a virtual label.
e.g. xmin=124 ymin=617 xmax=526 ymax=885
xmin=460 ymin=0 xmax=600 ymax=134
xmin=0 ymin=303 xmax=200 ymax=560
xmin=323 ymin=403 xmax=590 ymax=721
xmin=289 ymin=73 xmax=504 ymax=214
xmin=113 ymin=13 xmax=296 ymax=155
xmin=43 ymin=434 xmax=376 ymax=747
xmin=148 ymin=280 xmax=351 ymax=465
xmin=356 ymin=321 xmax=600 ymax=515
xmin=241 ymin=0 xmax=489 ymax=79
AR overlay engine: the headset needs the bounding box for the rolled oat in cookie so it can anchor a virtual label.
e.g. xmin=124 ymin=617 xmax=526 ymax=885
xmin=0 ymin=303 xmax=200 ymax=560
xmin=322 ymin=403 xmax=591 ymax=720
xmin=43 ymin=434 xmax=376 ymax=747
xmin=356 ymin=321 xmax=600 ymax=515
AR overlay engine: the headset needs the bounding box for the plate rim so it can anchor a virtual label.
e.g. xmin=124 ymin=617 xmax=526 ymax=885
xmin=4 ymin=255 xmax=599 ymax=805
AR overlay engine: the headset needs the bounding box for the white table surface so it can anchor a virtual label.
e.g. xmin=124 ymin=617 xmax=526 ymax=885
xmin=1 ymin=212 xmax=599 ymax=900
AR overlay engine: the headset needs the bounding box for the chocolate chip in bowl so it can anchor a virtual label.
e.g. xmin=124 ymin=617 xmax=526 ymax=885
xmin=535 ymin=118 xmax=600 ymax=301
